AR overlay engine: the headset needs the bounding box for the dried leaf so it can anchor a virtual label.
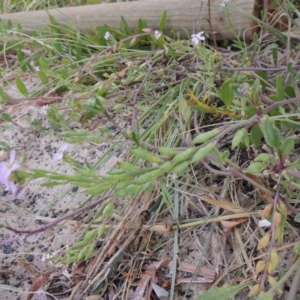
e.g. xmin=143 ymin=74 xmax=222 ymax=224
xmin=255 ymin=260 xmax=266 ymax=275
xmin=26 ymin=272 xmax=51 ymax=300
xmin=177 ymin=261 xmax=215 ymax=279
xmin=261 ymin=204 xmax=273 ymax=219
xmin=220 ymin=218 xmax=247 ymax=233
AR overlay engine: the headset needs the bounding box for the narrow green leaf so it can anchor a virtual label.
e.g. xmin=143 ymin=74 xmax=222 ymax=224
xmin=39 ymin=58 xmax=51 ymax=71
xmin=120 ymin=16 xmax=131 ymax=35
xmin=220 ymin=78 xmax=234 ymax=107
xmin=16 ymin=77 xmax=28 ymax=97
xmin=276 ymin=74 xmax=284 ymax=101
xmin=262 ymin=116 xmax=281 ymax=152
xmin=159 ymin=11 xmax=167 ymax=32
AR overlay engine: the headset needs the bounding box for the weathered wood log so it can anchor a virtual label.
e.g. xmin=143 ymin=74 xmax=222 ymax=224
xmin=0 ymin=0 xmax=258 ymax=40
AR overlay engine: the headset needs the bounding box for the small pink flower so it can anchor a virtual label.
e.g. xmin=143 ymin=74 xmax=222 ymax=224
xmin=0 ymin=150 xmax=20 ymax=196
xmin=53 ymin=143 xmax=68 ymax=161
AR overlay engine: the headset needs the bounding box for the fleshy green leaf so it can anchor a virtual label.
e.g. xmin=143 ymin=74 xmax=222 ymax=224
xmin=244 ymin=162 xmax=267 ymax=174
xmin=262 ymin=116 xmax=281 ymax=152
xmin=161 ymin=181 xmax=173 ymax=208
xmin=280 ymin=135 xmax=295 ymax=159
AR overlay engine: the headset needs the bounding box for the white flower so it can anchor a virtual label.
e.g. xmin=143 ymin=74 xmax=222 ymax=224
xmin=34 ymin=66 xmax=40 ymax=72
xmin=41 ymin=252 xmax=62 ymax=268
xmin=259 ymin=219 xmax=272 ymax=228
xmin=220 ymin=0 xmax=229 ymax=9
xmin=154 ymin=30 xmax=162 ymax=40
xmin=104 ymin=31 xmax=111 ymax=40
xmin=53 ymin=143 xmax=68 ymax=161
xmin=191 ymin=31 xmax=205 ymax=46
xmin=0 ymin=150 xmax=20 ymax=196
xmin=40 ymin=105 xmax=48 ymax=116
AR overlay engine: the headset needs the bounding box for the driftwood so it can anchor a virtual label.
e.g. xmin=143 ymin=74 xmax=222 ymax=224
xmin=0 ymin=0 xmax=258 ymax=40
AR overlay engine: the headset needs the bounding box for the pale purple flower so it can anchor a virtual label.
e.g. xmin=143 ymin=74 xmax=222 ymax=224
xmin=191 ymin=31 xmax=205 ymax=46
xmin=154 ymin=30 xmax=162 ymax=40
xmin=0 ymin=150 xmax=20 ymax=196
xmin=53 ymin=143 xmax=68 ymax=161
xmin=40 ymin=105 xmax=48 ymax=116
xmin=104 ymin=31 xmax=111 ymax=40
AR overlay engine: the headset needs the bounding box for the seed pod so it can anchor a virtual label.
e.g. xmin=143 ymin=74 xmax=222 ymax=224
xmin=159 ymin=161 xmax=173 ymax=173
xmin=274 ymin=212 xmax=281 ymax=227
xmin=158 ymin=147 xmax=179 ymax=157
xmin=62 ymin=256 xmax=78 ymax=264
xmin=114 ymin=184 xmax=142 ymax=196
xmin=83 ymin=229 xmax=97 ymax=242
xmin=143 ymin=182 xmax=154 ymax=192
xmin=261 ymin=204 xmax=273 ymax=219
xmin=118 ymin=161 xmax=139 ymax=171
xmin=278 ymin=201 xmax=288 ymax=214
xmin=191 ymin=142 xmax=216 ymax=163
xmin=170 ymin=160 xmax=191 ymax=174
xmin=103 ymin=202 xmax=114 ymax=217
xmin=255 ymin=260 xmax=265 ymax=275
xmin=257 ymin=232 xmax=270 ymax=250
xmin=77 ymin=247 xmax=88 ymax=261
xmin=65 ymin=249 xmax=80 ymax=255
xmin=97 ymin=224 xmax=106 ymax=238
xmin=269 ymin=248 xmax=280 ymax=272
xmin=173 ymin=148 xmax=195 ymax=164
xmin=131 ymin=148 xmax=162 ymax=163
xmin=115 ymin=180 xmax=132 ymax=191
xmin=113 ymin=104 xmax=125 ymax=111
xmin=72 ymin=240 xmax=88 ymax=249
xmin=247 ymin=284 xmax=260 ymax=297
xmin=84 ymin=244 xmax=95 ymax=260
xmin=193 ymin=129 xmax=220 ymax=144
xmin=135 ymin=168 xmax=163 ymax=185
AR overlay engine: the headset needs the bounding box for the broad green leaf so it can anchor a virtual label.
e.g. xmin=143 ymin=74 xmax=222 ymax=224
xmin=0 ymin=141 xmax=11 ymax=151
xmin=254 ymin=153 xmax=270 ymax=164
xmin=244 ymin=162 xmax=267 ymax=174
xmin=262 ymin=116 xmax=281 ymax=152
xmin=280 ymin=135 xmax=296 ymax=159
xmin=159 ymin=11 xmax=167 ymax=32
xmin=276 ymin=74 xmax=284 ymax=101
xmin=1 ymin=113 xmax=13 ymax=122
xmin=220 ymin=78 xmax=234 ymax=107
xmin=194 ymin=282 xmax=251 ymax=300
xmin=0 ymin=87 xmax=9 ymax=102
xmin=284 ymin=85 xmax=296 ymax=98
xmin=16 ymin=77 xmax=28 ymax=97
